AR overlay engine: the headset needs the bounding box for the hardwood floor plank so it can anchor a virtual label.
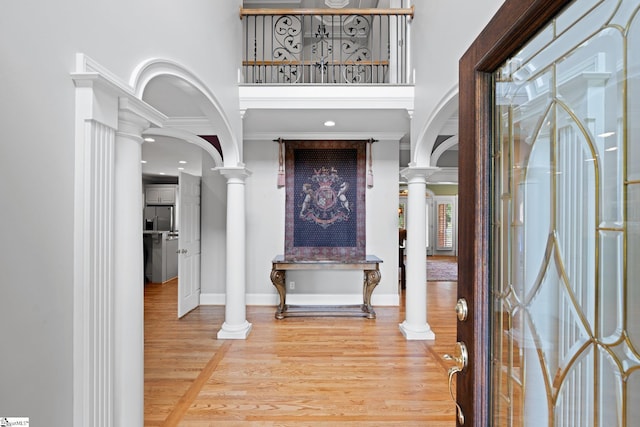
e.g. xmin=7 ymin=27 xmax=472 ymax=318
xmin=163 ymin=341 xmax=232 ymax=426
xmin=145 ymin=274 xmax=459 ymax=426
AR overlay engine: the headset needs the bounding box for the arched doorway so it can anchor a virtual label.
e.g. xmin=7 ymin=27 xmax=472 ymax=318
xmin=72 ymin=55 xmax=250 ymax=426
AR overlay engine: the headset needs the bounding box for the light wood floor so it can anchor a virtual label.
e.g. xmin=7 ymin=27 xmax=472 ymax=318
xmin=145 ymin=274 xmax=458 ymax=426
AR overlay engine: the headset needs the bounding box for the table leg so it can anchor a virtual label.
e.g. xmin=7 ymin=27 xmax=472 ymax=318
xmin=362 ymin=269 xmax=381 ymax=319
xmin=270 ymin=268 xmax=286 ymax=319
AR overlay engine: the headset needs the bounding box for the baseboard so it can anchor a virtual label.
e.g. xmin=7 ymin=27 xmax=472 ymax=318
xmin=199 ymin=293 xmax=226 ymax=305
xmin=199 ymin=293 xmax=399 ymax=306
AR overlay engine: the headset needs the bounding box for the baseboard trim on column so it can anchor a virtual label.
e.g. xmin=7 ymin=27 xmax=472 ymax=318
xmin=217 ymin=320 xmax=252 ymax=340
xmin=399 ymin=320 xmax=436 ymax=340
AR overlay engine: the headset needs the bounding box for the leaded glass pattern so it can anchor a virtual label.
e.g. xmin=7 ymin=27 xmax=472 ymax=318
xmin=490 ymin=1 xmax=640 ymax=425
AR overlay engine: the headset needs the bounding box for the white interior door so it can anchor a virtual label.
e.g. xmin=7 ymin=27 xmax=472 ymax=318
xmin=178 ymin=171 xmax=201 ymax=318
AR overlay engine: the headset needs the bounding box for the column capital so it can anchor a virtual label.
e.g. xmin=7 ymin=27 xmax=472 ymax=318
xmin=217 ymin=166 xmax=252 ymax=182
xmin=117 ymin=97 xmax=164 ymax=144
xmin=117 ymin=111 xmax=147 ymax=144
xmin=119 ymin=97 xmax=164 ymax=128
xmin=400 ymin=165 xmax=439 ymax=182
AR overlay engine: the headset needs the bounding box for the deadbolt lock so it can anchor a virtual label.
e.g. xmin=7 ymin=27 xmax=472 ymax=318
xmin=455 ymin=298 xmax=468 ymax=322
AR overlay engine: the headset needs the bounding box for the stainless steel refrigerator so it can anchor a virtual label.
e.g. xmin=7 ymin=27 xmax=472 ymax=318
xmin=144 ymin=205 xmax=174 ymax=231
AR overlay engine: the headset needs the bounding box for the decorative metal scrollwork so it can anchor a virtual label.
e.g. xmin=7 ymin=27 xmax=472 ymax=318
xmin=341 ymin=15 xmax=372 ymax=83
xmin=273 ymin=15 xmax=302 ymax=60
xmin=342 ymin=60 xmax=371 ymax=83
xmin=343 ymin=14 xmax=370 ymax=38
xmin=273 ymin=15 xmax=302 ymax=83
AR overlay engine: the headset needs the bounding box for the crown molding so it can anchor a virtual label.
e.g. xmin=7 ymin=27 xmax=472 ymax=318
xmin=72 ymin=54 xmax=166 ymax=128
xmin=239 ymin=84 xmax=414 ymax=110
xmin=243 ymin=131 xmax=406 ymax=141
xmin=427 ymin=167 xmax=459 ymax=184
xmin=73 ymin=53 xmax=133 ymax=94
xmin=163 ymin=116 xmax=210 ymax=127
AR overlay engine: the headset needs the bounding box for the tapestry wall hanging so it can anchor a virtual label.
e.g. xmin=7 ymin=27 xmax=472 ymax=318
xmin=285 ymin=140 xmax=366 ymax=261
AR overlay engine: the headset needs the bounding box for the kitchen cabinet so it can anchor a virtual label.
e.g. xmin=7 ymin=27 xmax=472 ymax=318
xmin=145 ymin=185 xmax=176 ymax=205
xmin=144 ymin=232 xmax=179 ymax=283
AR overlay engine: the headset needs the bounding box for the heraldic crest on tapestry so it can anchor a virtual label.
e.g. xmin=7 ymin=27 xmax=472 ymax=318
xmin=284 ymin=140 xmax=366 ymax=261
xmin=299 ymin=166 xmax=351 ymax=229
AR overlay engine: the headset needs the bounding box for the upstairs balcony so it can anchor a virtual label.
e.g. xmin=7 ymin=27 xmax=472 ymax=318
xmin=240 ymin=6 xmax=414 ymax=85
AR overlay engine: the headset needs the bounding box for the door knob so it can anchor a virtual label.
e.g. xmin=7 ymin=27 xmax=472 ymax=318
xmin=444 ymin=341 xmax=468 ymax=425
xmin=444 ymin=341 xmax=468 ymax=370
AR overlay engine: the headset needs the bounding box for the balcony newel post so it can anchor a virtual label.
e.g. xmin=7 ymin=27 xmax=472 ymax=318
xmin=404 ymin=1 xmax=412 ymax=84
xmin=389 ymin=0 xmax=401 ymax=83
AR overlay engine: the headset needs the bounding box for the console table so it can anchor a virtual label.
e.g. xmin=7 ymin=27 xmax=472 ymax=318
xmin=270 ymin=255 xmax=382 ymax=319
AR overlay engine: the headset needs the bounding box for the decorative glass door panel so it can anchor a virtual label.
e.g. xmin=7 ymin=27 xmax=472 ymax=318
xmin=490 ymin=0 xmax=640 ymax=425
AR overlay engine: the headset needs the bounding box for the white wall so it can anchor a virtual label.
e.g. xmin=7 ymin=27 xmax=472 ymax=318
xmin=200 ymin=156 xmax=228 ymax=298
xmin=0 ymin=0 xmax=241 ymax=422
xmin=244 ymin=139 xmax=286 ymax=301
xmin=410 ymin=0 xmax=504 ymax=154
xmin=243 ymin=138 xmax=400 ymax=306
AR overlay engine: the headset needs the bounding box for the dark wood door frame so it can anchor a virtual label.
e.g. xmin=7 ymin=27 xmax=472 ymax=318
xmin=457 ymin=0 xmax=573 ymax=425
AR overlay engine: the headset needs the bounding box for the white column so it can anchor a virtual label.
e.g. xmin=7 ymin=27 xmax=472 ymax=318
xmin=399 ymin=167 xmax=437 ymax=340
xmin=113 ymin=111 xmax=146 ymax=426
xmin=217 ymin=167 xmax=253 ymax=339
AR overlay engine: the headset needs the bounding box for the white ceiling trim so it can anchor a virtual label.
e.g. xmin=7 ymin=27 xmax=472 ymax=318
xmin=162 ymin=116 xmax=217 ymax=134
xmin=142 ymin=127 xmax=223 ymax=168
xmin=427 ymin=167 xmax=459 ymax=184
xmin=243 ymin=131 xmax=407 ymax=141
xmin=239 ymin=85 xmax=414 ymax=111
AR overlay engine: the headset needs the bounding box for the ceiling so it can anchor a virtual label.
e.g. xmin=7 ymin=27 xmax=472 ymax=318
xmin=242 ymin=108 xmax=410 ymax=136
xmin=140 ymin=0 xmax=459 ymax=181
xmin=141 ymin=136 xmax=204 ymax=179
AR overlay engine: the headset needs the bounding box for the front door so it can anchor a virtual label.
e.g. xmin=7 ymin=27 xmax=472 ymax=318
xmin=457 ymin=0 xmax=640 ymax=425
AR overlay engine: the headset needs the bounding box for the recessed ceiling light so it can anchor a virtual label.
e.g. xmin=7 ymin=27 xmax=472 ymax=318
xmin=143 ymin=137 xmax=155 ymax=142
xmin=178 ymin=160 xmax=187 ymax=164
xmin=140 ymin=160 xmax=147 ymax=164
xmin=324 ymin=120 xmax=336 ymax=127
xmin=178 ymin=167 xmax=184 ymax=171
xmin=159 ymin=172 xmax=166 ymax=175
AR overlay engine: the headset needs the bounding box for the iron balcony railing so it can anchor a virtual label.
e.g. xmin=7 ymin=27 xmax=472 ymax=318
xmin=240 ymin=7 xmax=414 ymax=85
